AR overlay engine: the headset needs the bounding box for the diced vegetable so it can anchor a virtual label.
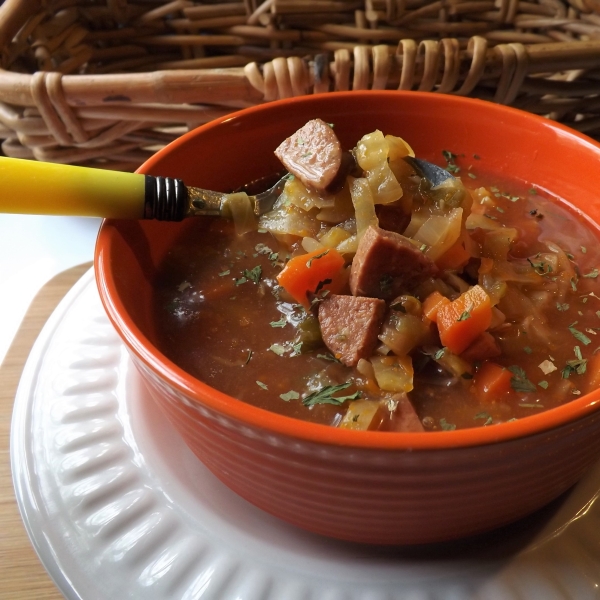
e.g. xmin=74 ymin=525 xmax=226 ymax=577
xmin=339 ymin=399 xmax=384 ymax=430
xmin=349 ymin=177 xmax=379 ymax=242
xmin=224 ymin=192 xmax=257 ymax=235
xmin=435 ymin=236 xmax=472 ymax=271
xmin=436 ymin=285 xmax=492 ymax=354
xmin=277 ymin=247 xmax=346 ymax=307
xmin=430 ymin=347 xmax=473 ymax=380
xmin=472 ymin=361 xmax=513 ymax=402
xmin=413 ymin=208 xmax=463 ymax=261
xmin=370 ymin=355 xmax=414 ymax=392
xmin=378 ymin=313 xmax=428 ymax=357
xmin=422 ymin=291 xmax=451 ymax=323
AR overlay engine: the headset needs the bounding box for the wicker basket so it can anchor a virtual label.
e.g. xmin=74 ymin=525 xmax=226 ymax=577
xmin=1 ymin=0 xmax=600 ymax=170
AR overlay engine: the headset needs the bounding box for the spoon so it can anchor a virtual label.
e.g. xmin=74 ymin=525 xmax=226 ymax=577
xmin=0 ymin=156 xmax=289 ymax=221
xmin=403 ymin=156 xmax=456 ymax=187
xmin=0 ymin=156 xmax=455 ymax=221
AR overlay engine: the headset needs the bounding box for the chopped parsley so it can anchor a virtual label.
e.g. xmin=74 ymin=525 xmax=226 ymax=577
xmin=457 ymin=308 xmax=472 ymax=321
xmin=218 ymin=269 xmax=230 ymax=277
xmin=317 ymin=353 xmax=342 ymax=363
xmin=583 ymin=268 xmax=599 ymax=279
xmin=269 ymin=316 xmax=287 ymax=328
xmin=306 ymin=250 xmax=329 ymax=268
xmin=538 ymin=380 xmax=549 ymax=389
xmin=280 ymin=390 xmax=299 ymax=402
xmin=562 ymin=346 xmax=587 ymax=378
xmin=568 ymin=322 xmax=591 ymax=346
xmin=302 ymin=382 xmax=361 ymax=407
xmin=508 ymin=365 xmax=537 ymax=393
xmin=243 ymin=265 xmax=262 ymax=283
xmin=556 ymin=302 xmax=569 ymax=312
xmin=528 ymin=257 xmax=552 ymax=275
xmin=439 ymin=418 xmax=456 ymax=431
xmin=256 ymin=381 xmax=268 ymax=390
xmin=474 ymin=412 xmax=493 ymax=426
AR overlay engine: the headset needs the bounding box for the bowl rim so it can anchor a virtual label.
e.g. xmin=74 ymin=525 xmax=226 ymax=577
xmin=95 ymin=90 xmax=600 ymax=451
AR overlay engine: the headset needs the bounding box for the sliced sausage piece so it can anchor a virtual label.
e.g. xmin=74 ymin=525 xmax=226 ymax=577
xmin=350 ymin=225 xmax=438 ymax=299
xmin=274 ymin=119 xmax=343 ymax=192
xmin=390 ymin=393 xmax=425 ymax=432
xmin=318 ymin=294 xmax=386 ymax=367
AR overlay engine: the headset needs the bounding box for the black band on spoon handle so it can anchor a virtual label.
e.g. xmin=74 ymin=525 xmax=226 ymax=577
xmin=143 ymin=175 xmax=189 ymax=221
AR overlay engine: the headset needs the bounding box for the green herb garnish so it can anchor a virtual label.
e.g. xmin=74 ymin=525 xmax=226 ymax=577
xmin=440 ymin=418 xmax=456 ymax=431
xmin=306 ymin=250 xmax=329 ymax=268
xmin=302 ymin=382 xmax=361 ymax=407
xmin=317 ymin=353 xmax=341 ymax=363
xmin=508 ymin=365 xmax=537 ymax=393
xmin=568 ymin=322 xmax=591 ymax=346
xmin=269 ymin=316 xmax=287 ymax=328
xmin=474 ymin=412 xmax=493 ymax=426
xmin=256 ymin=381 xmax=268 ymax=390
xmin=562 ymin=346 xmax=588 ymax=378
xmin=280 ymin=390 xmax=299 ymax=401
xmin=243 ymin=265 xmax=262 ymax=283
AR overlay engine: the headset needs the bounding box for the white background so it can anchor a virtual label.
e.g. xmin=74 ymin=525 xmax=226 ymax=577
xmin=0 ymin=213 xmax=99 ymax=365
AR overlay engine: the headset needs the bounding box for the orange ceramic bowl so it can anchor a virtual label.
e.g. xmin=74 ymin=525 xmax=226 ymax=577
xmin=95 ymin=91 xmax=600 ymax=545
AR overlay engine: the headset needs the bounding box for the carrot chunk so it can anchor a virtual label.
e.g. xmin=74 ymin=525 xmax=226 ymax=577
xmin=472 ymin=361 xmax=513 ymax=402
xmin=422 ymin=291 xmax=451 ymax=323
xmin=436 ymin=285 xmax=492 ymax=354
xmin=277 ymin=247 xmax=345 ymax=307
xmin=435 ymin=238 xmax=471 ymax=271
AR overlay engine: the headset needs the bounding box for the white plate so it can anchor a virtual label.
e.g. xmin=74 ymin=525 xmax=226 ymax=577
xmin=11 ymin=268 xmax=600 ymax=600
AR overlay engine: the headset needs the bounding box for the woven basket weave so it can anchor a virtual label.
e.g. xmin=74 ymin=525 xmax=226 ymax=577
xmin=1 ymin=0 xmax=600 ymax=170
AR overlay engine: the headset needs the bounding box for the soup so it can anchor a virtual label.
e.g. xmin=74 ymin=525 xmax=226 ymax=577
xmin=153 ymin=121 xmax=600 ymax=432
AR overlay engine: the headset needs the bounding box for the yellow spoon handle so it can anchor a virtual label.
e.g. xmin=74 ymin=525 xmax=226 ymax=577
xmin=0 ymin=157 xmax=187 ymax=219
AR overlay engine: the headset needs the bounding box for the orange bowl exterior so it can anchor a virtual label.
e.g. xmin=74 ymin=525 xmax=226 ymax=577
xmin=95 ymin=91 xmax=600 ymax=545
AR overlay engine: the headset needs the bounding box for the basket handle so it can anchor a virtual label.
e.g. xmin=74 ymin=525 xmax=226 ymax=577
xmin=0 ymin=0 xmax=42 ymax=52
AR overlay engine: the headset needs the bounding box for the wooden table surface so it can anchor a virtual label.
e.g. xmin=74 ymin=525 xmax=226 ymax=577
xmin=0 ymin=263 xmax=92 ymax=600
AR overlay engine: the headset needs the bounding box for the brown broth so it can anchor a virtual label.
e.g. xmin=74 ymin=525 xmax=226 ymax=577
xmin=153 ymin=177 xmax=600 ymax=431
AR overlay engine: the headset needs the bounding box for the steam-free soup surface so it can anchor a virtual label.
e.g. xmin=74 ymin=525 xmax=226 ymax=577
xmin=153 ymin=129 xmax=600 ymax=432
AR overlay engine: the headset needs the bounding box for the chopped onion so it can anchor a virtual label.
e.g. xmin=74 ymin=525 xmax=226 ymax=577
xmin=355 ymin=130 xmax=388 ymax=170
xmin=224 ymin=192 xmax=257 ymax=235
xmin=339 ymin=399 xmax=383 ymax=430
xmin=349 ymin=177 xmax=379 ymax=242
xmin=258 ymin=201 xmax=320 ymax=240
xmin=370 ymin=355 xmax=414 ymax=393
xmin=301 ymin=237 xmax=326 ymax=253
xmin=413 ymin=207 xmax=463 ymax=261
xmin=385 ymin=134 xmax=415 ymax=160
